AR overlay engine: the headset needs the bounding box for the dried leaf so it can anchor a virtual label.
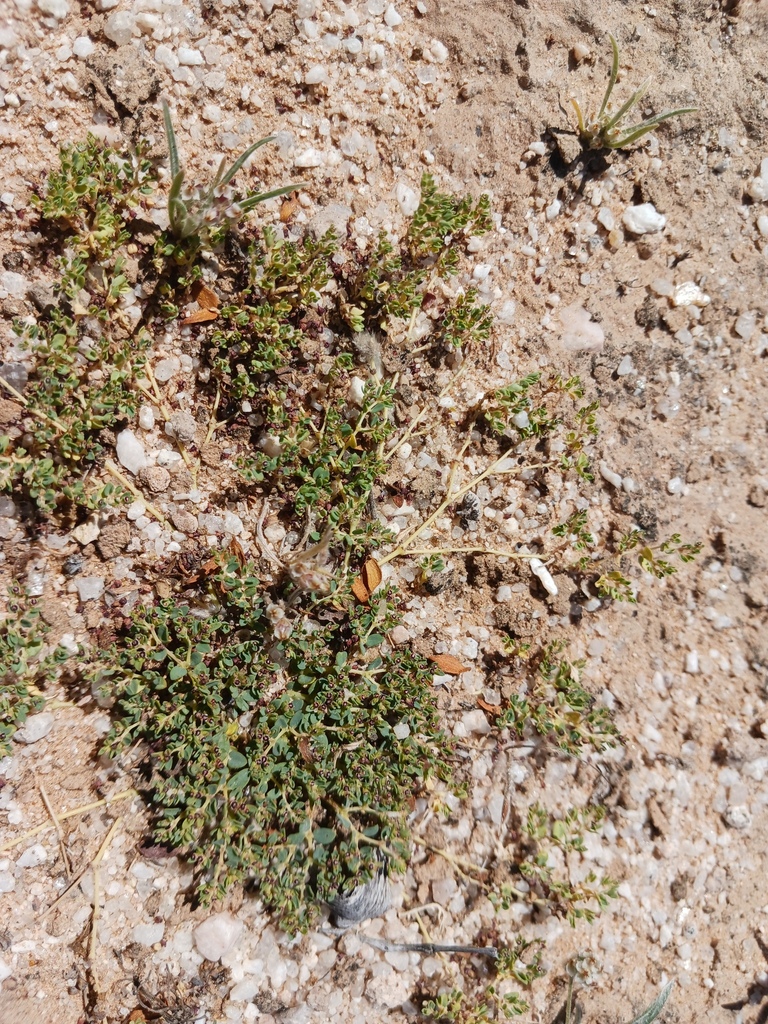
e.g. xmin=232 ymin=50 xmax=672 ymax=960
xmin=192 ymin=283 xmax=220 ymax=310
xmin=280 ymin=196 xmax=299 ymax=222
xmin=351 ymin=557 xmax=383 ymax=603
xmin=477 ymin=696 xmax=500 ymax=714
xmin=155 ymin=580 xmax=172 ymax=599
xmin=429 ymin=653 xmax=470 ymax=675
xmin=298 ymin=737 xmax=314 ymax=764
xmin=181 ymin=308 xmax=219 ymax=325
xmin=361 ymin=557 xmax=383 ymax=592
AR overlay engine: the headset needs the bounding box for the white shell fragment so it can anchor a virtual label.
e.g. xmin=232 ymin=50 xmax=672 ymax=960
xmin=621 ymin=203 xmax=666 ymax=235
xmin=530 ymin=557 xmax=558 ymax=596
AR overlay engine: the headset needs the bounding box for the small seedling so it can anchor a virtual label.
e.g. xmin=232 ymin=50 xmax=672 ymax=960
xmin=570 ymin=35 xmax=696 ymax=150
xmin=162 ymin=101 xmax=303 ymax=248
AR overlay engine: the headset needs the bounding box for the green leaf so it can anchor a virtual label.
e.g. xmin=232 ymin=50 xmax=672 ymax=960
xmin=365 ymin=634 xmax=384 ymax=649
xmin=168 ymin=664 xmax=187 ymax=680
xmin=624 ymin=981 xmax=674 ymax=1024
xmin=228 ymin=750 xmax=248 ymax=769
xmin=313 ymin=827 xmax=336 ymax=845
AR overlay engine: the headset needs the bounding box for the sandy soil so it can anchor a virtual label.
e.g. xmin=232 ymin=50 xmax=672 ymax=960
xmin=1 ymin=0 xmax=767 ymax=1022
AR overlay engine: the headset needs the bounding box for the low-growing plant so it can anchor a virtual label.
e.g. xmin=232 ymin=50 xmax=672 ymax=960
xmin=0 ymin=584 xmax=72 ymax=753
xmin=489 ymin=803 xmax=618 ymax=927
xmin=497 ymin=640 xmax=617 ymax=755
xmin=93 ymin=555 xmax=451 ymax=933
xmin=1 ymin=137 xmax=156 ymax=514
xmin=570 ymin=34 xmax=696 ymax=150
xmin=421 ymin=938 xmax=545 ymax=1022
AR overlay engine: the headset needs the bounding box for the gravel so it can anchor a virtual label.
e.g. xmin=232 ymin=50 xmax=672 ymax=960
xmin=194 ymin=912 xmax=244 ymax=961
xmin=15 ymin=712 xmax=55 ymax=744
xmin=622 ymin=203 xmax=666 ymax=234
xmin=116 ymin=429 xmax=147 ymax=474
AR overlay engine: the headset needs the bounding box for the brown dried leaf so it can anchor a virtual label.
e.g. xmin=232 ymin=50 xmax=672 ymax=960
xmin=361 ymin=557 xmax=383 ymax=592
xmin=193 ymin=283 xmax=221 ymax=310
xmin=280 ymin=196 xmax=300 ymax=222
xmin=477 ymin=696 xmax=500 ymax=715
xmin=429 ymin=653 xmax=470 ymax=675
xmin=181 ymin=308 xmax=219 ymax=325
xmin=351 ymin=557 xmax=383 ymax=603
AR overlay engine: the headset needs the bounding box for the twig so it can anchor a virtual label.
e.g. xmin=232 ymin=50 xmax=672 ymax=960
xmin=380 ymin=452 xmax=548 ymax=565
xmin=88 ymin=817 xmax=122 ymax=963
xmin=399 ymin=546 xmax=536 ymax=561
xmin=103 ymin=461 xmax=170 ymax=529
xmin=363 ymin=934 xmax=499 ymax=959
xmin=36 ymin=776 xmax=72 ymax=878
xmin=0 ymin=789 xmax=137 ymax=853
xmin=0 ymin=373 xmax=63 ymax=435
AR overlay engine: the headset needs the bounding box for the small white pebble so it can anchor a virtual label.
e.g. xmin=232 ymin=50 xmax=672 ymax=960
xmin=178 ymin=46 xmax=204 ymax=65
xmin=617 ymin=355 xmax=634 ymax=376
xmin=572 ymin=41 xmax=590 ymax=61
xmin=622 ymin=202 xmax=666 ymax=235
xmin=757 ymin=214 xmax=768 ymax=238
xmin=429 ymin=39 xmax=449 ymax=62
xmin=384 ymin=4 xmax=402 ymax=26
xmin=545 ymin=199 xmax=561 ymax=221
xmin=734 ymin=311 xmax=756 ymax=341
xmin=685 ymin=651 xmax=699 ymax=674
xmin=667 ymin=477 xmax=683 ymax=494
xmin=599 ymin=461 xmax=622 ymax=489
xmin=73 ymin=35 xmax=94 ymax=58
xmin=671 ymin=281 xmax=710 ymax=308
xmin=305 ymin=65 xmax=328 ymax=85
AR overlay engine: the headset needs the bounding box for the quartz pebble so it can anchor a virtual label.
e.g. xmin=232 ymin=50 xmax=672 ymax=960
xmin=671 ymin=281 xmax=710 ymax=308
xmin=622 ymin=203 xmax=666 ymax=235
xmin=599 ymin=461 xmax=622 ymax=488
xmin=17 ymin=843 xmax=48 ymax=867
xmin=194 ymin=912 xmax=244 ymax=961
xmin=132 ymin=922 xmax=166 ymax=946
xmin=38 ymin=0 xmax=69 ymax=17
xmin=558 ymin=303 xmax=605 ymax=352
xmin=16 ymin=712 xmax=55 ymax=744
xmin=104 ymin=11 xmax=137 ymax=45
xmin=75 ymin=576 xmax=105 ymax=601
xmin=116 ymin=429 xmax=147 ymax=474
xmin=746 ymin=157 xmax=768 ymax=202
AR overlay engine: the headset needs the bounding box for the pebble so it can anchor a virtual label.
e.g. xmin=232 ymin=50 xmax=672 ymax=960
xmin=757 ymin=214 xmax=768 ymax=238
xmin=558 ymin=303 xmax=605 ymax=352
xmin=461 ymin=709 xmax=492 ymax=735
xmin=171 ymin=509 xmax=198 ymax=534
xmin=16 ymin=712 xmax=55 ymax=744
xmin=395 ymin=183 xmax=418 ymax=216
xmin=384 ymin=4 xmax=402 ymax=26
xmin=154 ymin=357 xmax=181 ymax=382
xmin=599 ymin=461 xmax=622 ymax=488
xmin=622 ymin=203 xmax=666 ymax=235
xmin=428 ymin=38 xmax=449 ymax=62
xmin=38 ymin=0 xmax=69 ymax=17
xmin=734 ymin=311 xmax=756 ymax=341
xmin=194 ymin=912 xmax=244 ymax=961
xmin=305 ymin=65 xmax=327 ymax=85
xmin=667 ymin=477 xmax=683 ymax=495
xmin=685 ymin=651 xmax=699 ymax=674
xmin=671 ymin=281 xmax=709 ymax=308
xmin=746 ymin=157 xmax=768 ymax=202
xmin=178 ymin=46 xmax=204 ymax=65
xmin=17 ymin=843 xmax=48 ymax=868
xmin=72 ymin=518 xmax=100 ymax=546
xmin=104 ymin=11 xmax=137 ymax=45
xmin=0 ymin=872 xmax=15 ymax=893
xmin=131 ymin=922 xmax=166 ymax=946
xmin=75 ymin=576 xmax=105 ymax=601
xmin=295 ymin=148 xmax=325 ymax=168
xmin=166 ymin=410 xmax=198 ymax=444
xmin=116 ymin=429 xmax=147 ymax=475
xmin=722 ymin=805 xmax=752 ymax=830
xmin=138 ymin=405 xmax=155 ymax=430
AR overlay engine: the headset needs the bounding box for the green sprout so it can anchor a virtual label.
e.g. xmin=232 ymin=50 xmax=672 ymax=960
xmin=162 ymin=101 xmax=303 ymax=244
xmin=571 ymin=35 xmax=696 ymax=150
